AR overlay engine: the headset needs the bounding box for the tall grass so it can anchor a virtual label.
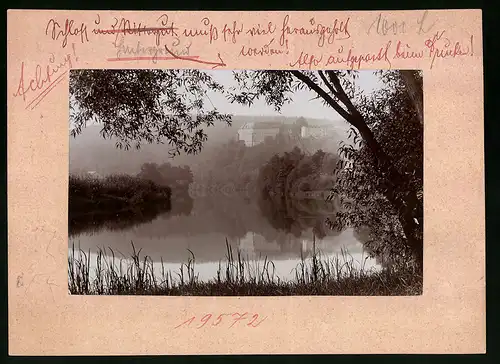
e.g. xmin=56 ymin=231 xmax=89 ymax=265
xmin=68 ymin=239 xmax=422 ymax=296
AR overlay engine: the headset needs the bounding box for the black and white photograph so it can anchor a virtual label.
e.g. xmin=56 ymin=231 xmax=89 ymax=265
xmin=68 ymin=68 xmax=423 ymax=296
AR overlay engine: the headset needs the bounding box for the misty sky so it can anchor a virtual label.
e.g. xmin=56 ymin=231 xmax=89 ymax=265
xmin=204 ymin=70 xmax=383 ymax=123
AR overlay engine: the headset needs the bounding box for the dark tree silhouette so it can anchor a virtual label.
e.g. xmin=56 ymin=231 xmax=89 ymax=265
xmin=328 ymin=70 xmax=423 ymax=267
xmin=137 ymin=163 xmax=165 ymax=185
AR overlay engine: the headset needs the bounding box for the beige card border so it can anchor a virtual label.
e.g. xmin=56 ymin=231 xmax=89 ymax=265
xmin=7 ymin=9 xmax=485 ymax=355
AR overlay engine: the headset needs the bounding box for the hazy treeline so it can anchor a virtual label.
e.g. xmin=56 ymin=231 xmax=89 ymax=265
xmin=190 ymin=125 xmax=337 ymax=194
xmin=68 ymin=174 xmax=172 ymax=237
xmin=68 ymin=114 xmax=345 ymax=176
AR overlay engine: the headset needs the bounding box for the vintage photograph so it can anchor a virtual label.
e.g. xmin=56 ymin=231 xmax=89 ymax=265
xmin=68 ymin=69 xmax=423 ymax=296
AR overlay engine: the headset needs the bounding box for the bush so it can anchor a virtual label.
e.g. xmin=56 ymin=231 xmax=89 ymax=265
xmin=69 ymin=174 xmax=172 ymax=221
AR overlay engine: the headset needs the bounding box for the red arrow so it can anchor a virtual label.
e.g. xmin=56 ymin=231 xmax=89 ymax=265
xmin=163 ymin=45 xmax=226 ymax=69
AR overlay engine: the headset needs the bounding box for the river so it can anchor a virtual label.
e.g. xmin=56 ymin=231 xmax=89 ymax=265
xmin=68 ymin=193 xmax=381 ymax=283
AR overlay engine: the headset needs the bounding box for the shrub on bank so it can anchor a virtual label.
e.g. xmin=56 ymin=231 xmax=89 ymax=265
xmin=69 ymin=174 xmax=172 ymax=211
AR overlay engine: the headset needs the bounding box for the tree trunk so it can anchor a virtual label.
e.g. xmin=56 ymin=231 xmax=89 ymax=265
xmin=355 ymin=118 xmax=423 ymax=270
xmin=400 ymin=70 xmax=424 ymax=126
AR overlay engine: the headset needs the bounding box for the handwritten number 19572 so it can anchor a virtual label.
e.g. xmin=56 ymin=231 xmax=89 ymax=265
xmin=174 ymin=313 xmax=267 ymax=329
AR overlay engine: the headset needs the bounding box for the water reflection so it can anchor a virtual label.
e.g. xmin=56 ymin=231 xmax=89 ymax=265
xmin=68 ymin=193 xmax=381 ymax=282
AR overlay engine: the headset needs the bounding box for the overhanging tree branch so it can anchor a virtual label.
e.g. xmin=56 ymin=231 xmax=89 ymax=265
xmin=325 ymin=71 xmax=359 ymax=116
xmin=317 ymin=70 xmax=342 ymax=101
xmin=290 ymin=70 xmax=358 ymax=127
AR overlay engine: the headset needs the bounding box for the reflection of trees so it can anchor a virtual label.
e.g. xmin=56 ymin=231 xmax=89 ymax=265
xmin=257 ymin=190 xmax=338 ymax=241
xmin=69 ymin=201 xmax=172 ymax=237
xmin=255 ymin=146 xmax=341 ymax=243
xmin=129 ymin=194 xmax=274 ymax=239
xmin=71 ymin=186 xmax=343 ymax=258
xmin=166 ymin=191 xmax=194 ymax=216
xmin=190 ymin=193 xmax=250 ymax=239
xmin=129 ymin=192 xmax=338 ymax=248
xmin=70 ymin=189 xmax=194 ymax=237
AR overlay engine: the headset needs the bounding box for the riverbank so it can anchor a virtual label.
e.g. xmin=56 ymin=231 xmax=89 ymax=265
xmin=68 ymin=241 xmax=422 ymax=296
xmin=69 ymin=174 xmax=172 ymax=209
xmin=69 ymin=174 xmax=172 ymax=235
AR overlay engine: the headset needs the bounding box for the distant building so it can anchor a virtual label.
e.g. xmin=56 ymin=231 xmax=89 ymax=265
xmin=237 ymin=121 xmax=282 ymax=147
xmin=237 ymin=120 xmax=341 ymax=147
xmin=300 ymin=125 xmax=338 ymax=139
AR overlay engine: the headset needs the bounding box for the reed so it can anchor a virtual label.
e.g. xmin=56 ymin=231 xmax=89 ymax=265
xmin=68 ymin=240 xmax=422 ymax=296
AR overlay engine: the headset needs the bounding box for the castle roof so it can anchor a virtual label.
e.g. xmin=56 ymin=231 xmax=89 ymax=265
xmin=240 ymin=121 xmax=285 ymax=130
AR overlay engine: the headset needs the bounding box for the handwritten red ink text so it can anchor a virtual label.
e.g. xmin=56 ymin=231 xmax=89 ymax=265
xmin=280 ymin=15 xmax=351 ymax=48
xmin=240 ymin=38 xmax=288 ymax=57
xmin=161 ymin=45 xmax=225 ymax=68
xmin=246 ymin=22 xmax=276 ymax=37
xmin=393 ymin=41 xmax=423 ymax=59
xmin=289 ymin=51 xmax=323 ymax=69
xmin=111 ymin=35 xmax=193 ymax=63
xmin=92 ymin=14 xmax=178 ymax=46
xmin=13 ymin=53 xmax=74 ymax=110
xmin=424 ymin=30 xmax=473 ymax=69
xmin=182 ymin=17 xmax=219 ymax=44
xmin=45 ymin=18 xmax=89 ymax=48
xmin=174 ymin=312 xmax=267 ymax=329
xmin=222 ymin=21 xmax=243 ymax=43
xmin=324 ymin=41 xmax=393 ymax=69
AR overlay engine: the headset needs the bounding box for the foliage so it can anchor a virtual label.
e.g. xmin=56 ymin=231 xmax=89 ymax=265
xmin=69 ymin=174 xmax=171 ymax=203
xmin=227 ymin=70 xmax=359 ymax=115
xmin=328 ymin=70 xmax=423 ymax=265
xmin=137 ymin=162 xmax=194 ymax=189
xmin=257 ymin=147 xmax=339 ymax=239
xmin=69 ymin=69 xmax=232 ymax=155
xmin=68 ymin=174 xmax=172 ymax=236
